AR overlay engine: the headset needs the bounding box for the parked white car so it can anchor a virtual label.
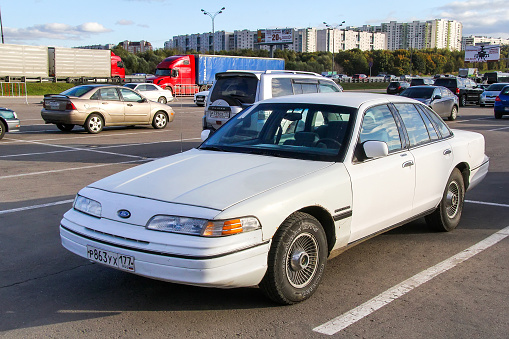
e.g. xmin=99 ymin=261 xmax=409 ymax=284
xmin=194 ymin=90 xmax=209 ymax=107
xmin=60 ymin=93 xmax=489 ymax=304
xmin=123 ymin=83 xmax=174 ymax=104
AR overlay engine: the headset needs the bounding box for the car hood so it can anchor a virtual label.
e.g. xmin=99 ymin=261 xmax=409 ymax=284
xmin=89 ymin=148 xmax=333 ymax=211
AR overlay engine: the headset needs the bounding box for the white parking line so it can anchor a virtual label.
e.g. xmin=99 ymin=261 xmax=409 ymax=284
xmin=457 ymin=117 xmax=493 ymax=123
xmin=465 ymin=199 xmax=509 ymax=208
xmin=313 ymin=224 xmax=509 ymax=335
xmin=2 ymin=129 xmax=173 ymax=142
xmin=487 ymin=126 xmax=509 ymax=132
xmin=0 ymin=137 xmax=201 ymax=159
xmin=0 ymin=199 xmax=74 ymax=215
xmin=0 ymin=158 xmax=149 ymax=180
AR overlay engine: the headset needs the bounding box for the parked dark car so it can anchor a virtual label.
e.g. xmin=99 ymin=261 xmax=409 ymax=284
xmin=399 ymin=85 xmax=459 ymax=120
xmin=433 ymin=77 xmax=483 ymax=106
xmin=386 ymin=81 xmax=410 ymax=94
xmin=0 ymin=107 xmax=20 ymax=140
xmin=494 ymin=85 xmax=509 ymax=119
xmin=410 ymin=78 xmax=434 ymax=86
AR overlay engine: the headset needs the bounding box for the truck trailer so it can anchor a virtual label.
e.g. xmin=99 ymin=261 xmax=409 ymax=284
xmin=148 ymin=54 xmax=285 ymax=95
xmin=0 ymin=43 xmax=125 ymax=81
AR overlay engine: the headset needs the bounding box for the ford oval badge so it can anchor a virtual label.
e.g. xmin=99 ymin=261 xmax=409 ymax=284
xmin=118 ymin=209 xmax=131 ymax=219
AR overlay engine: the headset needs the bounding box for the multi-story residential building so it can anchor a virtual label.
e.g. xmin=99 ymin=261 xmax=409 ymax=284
xmin=121 ymin=40 xmax=153 ymax=53
xmin=316 ymin=28 xmax=386 ymax=52
xmin=462 ymin=35 xmax=509 ymax=50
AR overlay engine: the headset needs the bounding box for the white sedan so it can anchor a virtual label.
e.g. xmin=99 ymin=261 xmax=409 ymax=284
xmin=123 ymin=83 xmax=174 ymax=104
xmin=60 ymin=93 xmax=489 ymax=304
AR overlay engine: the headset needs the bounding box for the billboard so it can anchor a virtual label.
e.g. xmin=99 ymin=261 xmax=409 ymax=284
xmin=257 ymin=29 xmax=294 ymax=44
xmin=465 ymin=45 xmax=500 ymax=62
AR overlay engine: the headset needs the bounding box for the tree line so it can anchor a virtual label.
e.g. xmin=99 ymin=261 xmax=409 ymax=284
xmin=112 ymin=45 xmax=509 ymax=77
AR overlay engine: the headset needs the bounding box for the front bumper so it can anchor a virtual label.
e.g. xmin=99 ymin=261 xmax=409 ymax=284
xmin=6 ymin=119 xmax=20 ymax=132
xmin=60 ymin=214 xmax=269 ymax=288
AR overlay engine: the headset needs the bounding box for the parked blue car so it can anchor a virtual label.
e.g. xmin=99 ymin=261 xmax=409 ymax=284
xmin=494 ymin=85 xmax=509 ymax=119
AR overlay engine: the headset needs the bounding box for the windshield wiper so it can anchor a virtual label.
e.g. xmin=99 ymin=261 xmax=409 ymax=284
xmin=200 ymin=145 xmax=228 ymax=152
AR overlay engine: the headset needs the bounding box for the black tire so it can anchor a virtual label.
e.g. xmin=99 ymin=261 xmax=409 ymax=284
xmin=152 ymin=111 xmax=168 ymax=129
xmin=459 ymin=95 xmax=467 ymax=107
xmin=494 ymin=111 xmax=503 ymax=119
xmin=479 ymin=103 xmax=485 ymax=107
xmin=0 ymin=120 xmax=6 ymax=140
xmin=259 ymin=212 xmax=328 ymax=305
xmin=84 ymin=114 xmax=104 ymax=134
xmin=157 ymin=96 xmax=167 ymax=104
xmin=425 ymin=168 xmax=465 ymax=232
xmin=448 ymin=106 xmax=458 ymax=121
xmin=56 ymin=123 xmax=74 ymax=132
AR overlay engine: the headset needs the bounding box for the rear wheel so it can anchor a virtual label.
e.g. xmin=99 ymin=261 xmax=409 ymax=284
xmin=459 ymin=95 xmax=467 ymax=107
xmin=425 ymin=168 xmax=465 ymax=232
xmin=448 ymin=106 xmax=458 ymax=121
xmin=56 ymin=123 xmax=74 ymax=132
xmin=494 ymin=111 xmax=503 ymax=119
xmin=84 ymin=114 xmax=104 ymax=134
xmin=0 ymin=120 xmax=6 ymax=140
xmin=259 ymin=212 xmax=328 ymax=305
xmin=152 ymin=111 xmax=168 ymax=129
xmin=157 ymin=96 xmax=167 ymax=104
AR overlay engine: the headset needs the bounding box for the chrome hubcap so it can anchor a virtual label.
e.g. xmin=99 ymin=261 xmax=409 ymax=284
xmin=445 ymin=181 xmax=460 ymax=218
xmin=89 ymin=117 xmax=102 ymax=132
xmin=285 ymin=232 xmax=318 ymax=288
xmin=155 ymin=114 xmax=166 ymax=127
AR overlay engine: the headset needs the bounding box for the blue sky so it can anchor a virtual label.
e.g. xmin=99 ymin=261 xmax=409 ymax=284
xmin=1 ymin=0 xmax=508 ymax=48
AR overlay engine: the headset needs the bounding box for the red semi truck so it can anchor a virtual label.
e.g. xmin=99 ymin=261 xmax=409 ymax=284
xmin=148 ymin=54 xmax=285 ymax=96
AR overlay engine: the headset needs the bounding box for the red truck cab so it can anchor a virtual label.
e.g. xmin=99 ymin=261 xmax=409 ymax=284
xmin=148 ymin=55 xmax=197 ymax=95
xmin=111 ymin=52 xmax=125 ymax=79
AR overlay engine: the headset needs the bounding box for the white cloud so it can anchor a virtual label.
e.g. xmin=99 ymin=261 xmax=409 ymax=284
xmin=116 ymin=20 xmax=134 ymax=26
xmin=3 ymin=22 xmax=112 ymax=44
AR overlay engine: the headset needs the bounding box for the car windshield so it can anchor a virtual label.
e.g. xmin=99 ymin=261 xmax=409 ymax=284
xmin=61 ymin=86 xmax=96 ymax=97
xmin=400 ymin=87 xmax=435 ymax=99
xmin=155 ymin=69 xmax=172 ymax=76
xmin=200 ymin=102 xmax=356 ymax=161
xmin=209 ymin=75 xmax=259 ymax=105
xmin=486 ymin=83 xmax=509 ymax=91
xmin=434 ymin=79 xmax=456 ymax=87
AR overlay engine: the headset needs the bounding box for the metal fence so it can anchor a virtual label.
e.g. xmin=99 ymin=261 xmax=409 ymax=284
xmin=0 ymin=81 xmax=28 ymax=103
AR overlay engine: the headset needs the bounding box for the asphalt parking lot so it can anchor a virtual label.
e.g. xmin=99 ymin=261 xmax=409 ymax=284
xmin=1 ymin=96 xmax=508 ymax=338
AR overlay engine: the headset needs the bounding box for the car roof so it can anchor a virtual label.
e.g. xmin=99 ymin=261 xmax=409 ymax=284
xmin=260 ymin=92 xmax=419 ymax=108
xmin=216 ymin=70 xmax=326 ymax=80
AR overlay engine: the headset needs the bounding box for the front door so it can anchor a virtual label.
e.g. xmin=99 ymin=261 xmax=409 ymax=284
xmin=119 ymin=88 xmax=151 ymax=124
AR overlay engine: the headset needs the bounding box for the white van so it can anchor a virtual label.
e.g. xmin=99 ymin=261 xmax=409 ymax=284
xmin=202 ymin=70 xmax=343 ymax=131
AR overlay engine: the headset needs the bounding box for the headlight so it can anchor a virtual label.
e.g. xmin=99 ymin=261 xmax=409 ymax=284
xmin=146 ymin=215 xmax=260 ymax=237
xmin=74 ymin=195 xmax=102 ymax=218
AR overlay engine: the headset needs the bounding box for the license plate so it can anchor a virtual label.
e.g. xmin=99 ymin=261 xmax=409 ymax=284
xmin=49 ymin=101 xmax=60 ymax=109
xmin=209 ymin=111 xmax=230 ymax=119
xmin=505 ymin=107 xmax=509 ymax=111
xmin=86 ymin=245 xmax=135 ymax=272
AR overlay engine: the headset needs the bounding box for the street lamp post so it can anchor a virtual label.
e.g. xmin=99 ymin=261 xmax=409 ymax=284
xmin=201 ymin=7 xmax=225 ymax=52
xmin=323 ymin=21 xmax=345 ymax=74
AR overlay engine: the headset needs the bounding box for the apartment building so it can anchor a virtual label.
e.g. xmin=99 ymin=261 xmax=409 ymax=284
xmin=121 ymin=40 xmax=153 ymax=54
xmin=462 ymin=35 xmax=509 ymax=50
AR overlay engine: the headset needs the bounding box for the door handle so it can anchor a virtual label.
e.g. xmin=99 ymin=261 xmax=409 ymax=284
xmin=127 ymin=103 xmax=133 ymax=106
xmin=402 ymin=160 xmax=414 ymax=168
xmin=101 ymin=102 xmax=108 ymax=104
xmin=443 ymin=149 xmax=452 ymax=155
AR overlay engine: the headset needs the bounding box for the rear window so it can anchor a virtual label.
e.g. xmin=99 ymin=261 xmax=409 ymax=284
xmin=61 ymin=86 xmax=96 ymax=97
xmin=434 ymin=79 xmax=457 ymax=88
xmin=210 ymin=76 xmax=258 ymax=104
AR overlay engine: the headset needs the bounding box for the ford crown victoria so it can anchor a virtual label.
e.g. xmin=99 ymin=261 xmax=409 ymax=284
xmin=60 ymin=93 xmax=489 ymax=304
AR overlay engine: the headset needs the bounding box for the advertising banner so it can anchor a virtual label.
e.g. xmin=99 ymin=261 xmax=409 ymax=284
xmin=465 ymin=45 xmax=500 ymax=62
xmin=257 ymin=29 xmax=293 ymax=44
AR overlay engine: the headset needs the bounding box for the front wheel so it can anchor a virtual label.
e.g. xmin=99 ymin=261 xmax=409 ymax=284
xmin=0 ymin=120 xmax=6 ymax=140
xmin=448 ymin=106 xmax=458 ymax=121
xmin=84 ymin=114 xmax=104 ymax=134
xmin=425 ymin=168 xmax=465 ymax=232
xmin=259 ymin=212 xmax=328 ymax=305
xmin=152 ymin=111 xmax=168 ymax=129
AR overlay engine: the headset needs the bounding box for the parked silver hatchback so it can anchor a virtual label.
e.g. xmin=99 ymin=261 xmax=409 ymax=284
xmin=41 ymin=84 xmax=175 ymax=133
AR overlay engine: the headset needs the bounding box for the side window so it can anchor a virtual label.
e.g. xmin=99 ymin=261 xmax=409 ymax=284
xmin=359 ymin=105 xmax=402 ymax=152
xmin=293 ymin=81 xmax=318 ymax=94
xmin=137 ymin=85 xmax=147 ymax=91
xmin=98 ymin=88 xmax=120 ymax=101
xmin=272 ymin=78 xmax=294 ymax=97
xmin=394 ymin=103 xmax=430 ymax=146
xmin=145 ymin=85 xmax=157 ymax=91
xmin=319 ymin=82 xmax=340 ymax=93
xmin=415 ymin=105 xmax=439 ymax=141
xmin=119 ymin=88 xmax=143 ymax=102
xmin=440 ymin=87 xmax=450 ymax=97
xmin=420 ymin=105 xmax=453 ymax=138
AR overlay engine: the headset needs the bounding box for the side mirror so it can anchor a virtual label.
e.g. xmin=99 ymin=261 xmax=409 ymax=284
xmin=433 ymin=94 xmax=442 ymax=100
xmin=363 ymin=141 xmax=389 ymax=159
xmin=201 ymin=129 xmax=212 ymax=141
